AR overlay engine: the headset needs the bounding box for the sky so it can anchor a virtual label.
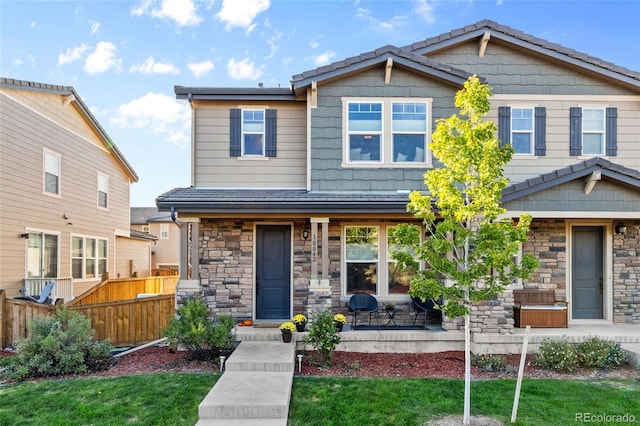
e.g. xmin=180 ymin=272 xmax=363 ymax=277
xmin=2 ymin=0 xmax=639 ymax=207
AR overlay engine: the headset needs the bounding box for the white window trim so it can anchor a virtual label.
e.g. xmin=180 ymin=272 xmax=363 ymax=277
xmin=43 ymin=148 xmax=61 ymax=198
xmin=97 ymin=172 xmax=109 ymax=210
xmin=241 ymin=108 xmax=266 ymax=157
xmin=581 ymin=106 xmax=606 ymax=156
xmin=160 ymin=224 xmax=169 ymax=239
xmin=343 ymin=224 xmax=421 ymax=298
xmin=342 ymin=97 xmax=432 ymax=168
xmin=71 ymin=234 xmax=108 ymax=281
xmin=510 ymin=106 xmax=535 ymax=155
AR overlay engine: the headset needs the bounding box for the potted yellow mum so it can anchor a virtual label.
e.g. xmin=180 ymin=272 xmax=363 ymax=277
xmin=292 ymin=314 xmax=307 ymax=332
xmin=279 ymin=321 xmax=296 ymax=342
xmin=333 ymin=313 xmax=346 ymax=332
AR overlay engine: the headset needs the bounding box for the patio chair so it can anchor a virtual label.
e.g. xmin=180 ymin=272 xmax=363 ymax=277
xmin=348 ymin=292 xmax=380 ymax=329
xmin=411 ymin=296 xmax=442 ymax=329
xmin=17 ymin=281 xmax=55 ymax=304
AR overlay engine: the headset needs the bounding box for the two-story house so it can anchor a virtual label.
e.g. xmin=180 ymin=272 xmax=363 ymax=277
xmin=131 ymin=207 xmax=179 ymax=274
xmin=0 ymin=78 xmax=140 ymax=301
xmin=157 ymin=20 xmax=640 ymax=332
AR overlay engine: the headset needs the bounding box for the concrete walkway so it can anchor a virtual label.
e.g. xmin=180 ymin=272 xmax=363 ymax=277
xmin=196 ymin=341 xmax=295 ymax=426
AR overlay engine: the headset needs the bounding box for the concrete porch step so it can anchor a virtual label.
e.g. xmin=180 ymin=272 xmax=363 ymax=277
xmin=621 ymin=343 xmax=640 ymax=369
xmin=225 ymin=341 xmax=295 ymax=372
xmin=198 ymin=371 xmax=293 ymax=421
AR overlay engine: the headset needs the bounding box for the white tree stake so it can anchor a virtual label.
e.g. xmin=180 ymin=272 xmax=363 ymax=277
xmin=511 ymin=325 xmax=531 ymax=423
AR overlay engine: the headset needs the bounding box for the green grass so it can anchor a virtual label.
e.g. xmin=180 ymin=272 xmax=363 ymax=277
xmin=1 ymin=374 xmax=638 ymax=425
xmin=0 ymin=373 xmax=218 ymax=426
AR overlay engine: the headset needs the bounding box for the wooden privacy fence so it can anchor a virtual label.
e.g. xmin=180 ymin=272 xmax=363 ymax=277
xmin=0 ymin=276 xmax=179 ymax=348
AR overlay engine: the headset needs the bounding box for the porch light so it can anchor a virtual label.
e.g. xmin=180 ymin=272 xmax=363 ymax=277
xmin=302 ymin=229 xmax=310 ymax=241
xmin=19 ymin=233 xmax=29 ymax=239
xmin=615 ymin=223 xmax=627 ymax=235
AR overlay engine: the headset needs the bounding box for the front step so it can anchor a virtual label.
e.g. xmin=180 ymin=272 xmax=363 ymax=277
xmin=198 ymin=371 xmax=293 ymax=420
xmin=621 ymin=343 xmax=640 ymax=369
xmin=225 ymin=341 xmax=295 ymax=372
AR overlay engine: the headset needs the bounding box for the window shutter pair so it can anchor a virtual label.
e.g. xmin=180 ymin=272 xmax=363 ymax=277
xmin=498 ymin=106 xmax=546 ymax=155
xmin=569 ymin=107 xmax=617 ymax=156
xmin=229 ymin=108 xmax=277 ymax=157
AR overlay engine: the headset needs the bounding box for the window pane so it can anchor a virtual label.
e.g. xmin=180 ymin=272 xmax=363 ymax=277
xmin=72 ymin=259 xmax=83 ymax=279
xmin=98 ymin=191 xmax=107 ymax=208
xmin=98 ymin=240 xmax=107 ymax=258
xmin=27 ymin=233 xmax=43 ymax=278
xmin=86 ymin=259 xmax=96 ymax=278
xmin=345 ymin=227 xmax=378 ymax=260
xmin=72 ymin=237 xmax=83 ymax=257
xmin=583 ymin=109 xmax=604 ymax=131
xmin=392 ymin=103 xmax=426 ymax=132
xmin=87 ymin=238 xmax=96 ymax=258
xmin=393 ymin=134 xmax=425 ymax=162
xmin=45 ymin=173 xmax=59 ymax=194
xmin=388 ymin=263 xmax=413 ymax=294
xmin=511 ymin=108 xmax=533 ymax=131
xmin=243 ymin=110 xmax=264 ymax=131
xmin=243 ymin=134 xmax=264 ymax=155
xmin=44 ymin=151 xmax=59 ymax=174
xmin=98 ymin=259 xmax=107 ymax=275
xmin=43 ymin=234 xmax=58 ymax=278
xmin=349 ymin=135 xmax=380 ymax=161
xmin=583 ymin=133 xmax=603 ymax=155
xmin=512 ymin=133 xmax=531 ymax=154
xmin=346 ymin=262 xmax=377 ymax=294
xmin=348 ymin=103 xmax=382 ymax=131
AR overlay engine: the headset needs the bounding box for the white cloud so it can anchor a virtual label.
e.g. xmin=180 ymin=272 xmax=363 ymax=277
xmin=12 ymin=58 xmax=24 ymax=66
xmin=84 ymin=41 xmax=122 ymax=74
xmin=111 ymin=92 xmax=191 ymax=147
xmin=132 ymin=0 xmax=202 ymax=27
xmin=217 ymin=0 xmax=271 ymax=31
xmin=355 ymin=6 xmax=408 ymax=31
xmin=129 ymin=56 xmax=180 ymax=74
xmin=227 ymin=58 xmax=263 ymax=80
xmin=414 ymin=0 xmax=436 ymax=24
xmin=309 ymin=39 xmax=320 ymax=49
xmin=58 ymin=44 xmax=89 ymax=66
xmin=312 ymin=51 xmax=335 ymax=67
xmin=30 ymin=21 xmax=36 ymax=29
xmin=266 ymin=30 xmax=282 ymax=60
xmin=89 ymin=20 xmax=101 ymax=34
xmin=187 ymin=60 xmax=214 ymax=78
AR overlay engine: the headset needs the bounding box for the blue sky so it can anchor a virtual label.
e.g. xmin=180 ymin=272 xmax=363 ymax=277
xmin=2 ymin=0 xmax=639 ymax=206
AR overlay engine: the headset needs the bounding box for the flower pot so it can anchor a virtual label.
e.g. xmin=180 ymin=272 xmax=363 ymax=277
xmin=335 ymin=322 xmax=344 ymax=332
xmin=295 ymin=322 xmax=306 ymax=332
xmin=282 ymin=333 xmax=292 ymax=343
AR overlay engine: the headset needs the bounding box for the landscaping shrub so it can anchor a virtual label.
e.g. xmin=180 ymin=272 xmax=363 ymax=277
xmin=576 ymin=337 xmax=627 ymax=368
xmin=0 ymin=306 xmax=113 ymax=380
xmin=535 ymin=338 xmax=578 ymax=372
xmin=304 ymin=310 xmax=342 ymax=367
xmin=164 ymin=297 xmax=235 ymax=360
xmin=471 ymin=354 xmax=507 ymax=372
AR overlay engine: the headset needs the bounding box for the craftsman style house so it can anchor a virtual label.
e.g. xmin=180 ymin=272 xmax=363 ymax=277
xmin=158 ymin=21 xmax=640 ymax=332
xmin=0 ymin=78 xmax=140 ymax=301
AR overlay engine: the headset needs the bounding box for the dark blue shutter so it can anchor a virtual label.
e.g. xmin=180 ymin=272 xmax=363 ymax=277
xmin=605 ymin=107 xmax=617 ymax=156
xmin=534 ymin=107 xmax=546 ymax=156
xmin=265 ymin=109 xmax=277 ymax=157
xmin=569 ymin=107 xmax=582 ymax=156
xmin=498 ymin=106 xmax=510 ymax=147
xmin=230 ymin=108 xmax=242 ymax=157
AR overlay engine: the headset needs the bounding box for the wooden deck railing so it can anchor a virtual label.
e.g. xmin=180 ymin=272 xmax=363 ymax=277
xmin=1 ymin=275 xmax=179 ymax=348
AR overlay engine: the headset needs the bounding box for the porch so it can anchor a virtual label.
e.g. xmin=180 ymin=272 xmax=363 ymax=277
xmin=234 ymin=323 xmax=640 ymax=367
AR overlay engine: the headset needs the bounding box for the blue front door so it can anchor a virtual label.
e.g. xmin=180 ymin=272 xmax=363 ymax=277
xmin=572 ymin=226 xmax=604 ymax=319
xmin=256 ymin=225 xmax=291 ymax=320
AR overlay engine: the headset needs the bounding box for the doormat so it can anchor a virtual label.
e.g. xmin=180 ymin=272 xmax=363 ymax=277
xmin=251 ymin=322 xmax=282 ymax=328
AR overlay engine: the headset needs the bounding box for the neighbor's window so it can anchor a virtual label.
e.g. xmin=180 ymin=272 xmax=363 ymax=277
xmin=347 ymin=102 xmax=382 ymax=162
xmin=345 ymin=226 xmax=379 ymax=294
xmin=43 ymin=149 xmax=61 ymax=195
xmin=392 ymin=102 xmax=427 ymax=163
xmin=160 ymin=224 xmax=169 ymax=239
xmin=511 ymin=108 xmax=534 ymax=154
xmin=242 ymin=109 xmax=265 ymax=156
xmin=72 ymin=236 xmax=107 ymax=279
xmin=97 ymin=173 xmax=109 ymax=208
xmin=582 ymin=108 xmax=605 ymax=155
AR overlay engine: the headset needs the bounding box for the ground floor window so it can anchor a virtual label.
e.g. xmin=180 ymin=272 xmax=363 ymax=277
xmin=27 ymin=231 xmax=59 ymax=278
xmin=344 ymin=224 xmax=419 ymax=296
xmin=72 ymin=236 xmax=107 ymax=279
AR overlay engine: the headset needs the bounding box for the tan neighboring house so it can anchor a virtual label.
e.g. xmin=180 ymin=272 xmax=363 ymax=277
xmin=0 ymin=78 xmax=139 ymax=302
xmin=130 ymin=207 xmax=179 ymax=274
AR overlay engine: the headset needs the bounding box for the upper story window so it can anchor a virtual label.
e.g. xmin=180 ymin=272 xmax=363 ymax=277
xmin=142 ymin=225 xmax=150 ymax=233
xmin=570 ymin=107 xmax=617 ymax=157
xmin=160 ymin=224 xmax=169 ymax=239
xmin=511 ymin=108 xmax=534 ymax=155
xmin=97 ymin=173 xmax=109 ymax=209
xmin=43 ymin=149 xmax=61 ymax=196
xmin=242 ymin=110 xmax=265 ymax=156
xmin=230 ymin=108 xmax=277 ymax=158
xmin=343 ymin=98 xmax=430 ymax=166
xmin=498 ymin=106 xmax=545 ymax=156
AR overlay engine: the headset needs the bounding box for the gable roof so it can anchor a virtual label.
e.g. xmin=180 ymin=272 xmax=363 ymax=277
xmin=502 ymin=157 xmax=640 ymax=203
xmin=404 ymin=19 xmax=640 ymax=92
xmin=0 ymin=78 xmax=138 ymax=181
xmin=291 ymin=44 xmax=476 ymax=96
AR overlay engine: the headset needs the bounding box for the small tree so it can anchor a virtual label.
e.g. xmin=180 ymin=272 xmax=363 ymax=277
xmin=393 ymin=76 xmax=538 ymax=424
xmin=303 ymin=310 xmax=342 ymax=367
